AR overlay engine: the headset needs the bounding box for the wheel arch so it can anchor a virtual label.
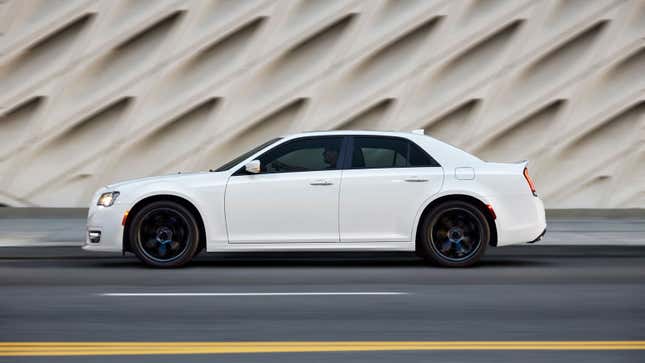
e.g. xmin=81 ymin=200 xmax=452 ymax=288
xmin=414 ymin=193 xmax=498 ymax=251
xmin=123 ymin=194 xmax=207 ymax=253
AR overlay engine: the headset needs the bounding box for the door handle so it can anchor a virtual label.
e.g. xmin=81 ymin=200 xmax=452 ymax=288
xmin=404 ymin=177 xmax=429 ymax=183
xmin=310 ymin=180 xmax=333 ymax=186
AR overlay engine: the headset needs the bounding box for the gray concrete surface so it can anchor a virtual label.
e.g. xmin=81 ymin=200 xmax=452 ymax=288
xmin=0 ymin=246 xmax=644 ymax=363
xmin=1 ymin=210 xmax=643 ymax=247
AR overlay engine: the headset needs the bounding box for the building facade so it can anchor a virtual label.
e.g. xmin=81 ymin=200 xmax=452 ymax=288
xmin=1 ymin=0 xmax=644 ymax=207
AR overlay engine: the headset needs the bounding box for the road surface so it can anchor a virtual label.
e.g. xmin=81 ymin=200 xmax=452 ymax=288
xmin=0 ymin=245 xmax=643 ymax=363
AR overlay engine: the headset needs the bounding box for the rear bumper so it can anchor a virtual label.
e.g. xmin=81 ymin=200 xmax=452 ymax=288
xmin=528 ymin=228 xmax=547 ymax=244
xmin=491 ymin=194 xmax=547 ymax=247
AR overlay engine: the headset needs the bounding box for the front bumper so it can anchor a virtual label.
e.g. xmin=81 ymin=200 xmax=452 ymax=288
xmin=83 ymin=201 xmax=128 ymax=253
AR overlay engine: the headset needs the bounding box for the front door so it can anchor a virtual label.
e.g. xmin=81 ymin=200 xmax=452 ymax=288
xmin=225 ymin=136 xmax=345 ymax=244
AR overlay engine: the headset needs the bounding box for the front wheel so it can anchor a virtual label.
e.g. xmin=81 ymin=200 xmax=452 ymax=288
xmin=129 ymin=201 xmax=200 ymax=268
xmin=418 ymin=201 xmax=490 ymax=267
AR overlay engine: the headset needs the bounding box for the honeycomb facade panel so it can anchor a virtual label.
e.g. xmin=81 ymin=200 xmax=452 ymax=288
xmin=0 ymin=0 xmax=643 ymax=208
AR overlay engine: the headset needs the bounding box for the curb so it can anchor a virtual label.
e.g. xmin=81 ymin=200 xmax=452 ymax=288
xmin=1 ymin=208 xmax=644 ymax=219
xmin=546 ymin=209 xmax=645 ymax=219
xmin=0 ymin=208 xmax=88 ymax=219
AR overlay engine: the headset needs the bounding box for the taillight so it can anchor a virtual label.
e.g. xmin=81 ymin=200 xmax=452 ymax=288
xmin=523 ymin=167 xmax=537 ymax=197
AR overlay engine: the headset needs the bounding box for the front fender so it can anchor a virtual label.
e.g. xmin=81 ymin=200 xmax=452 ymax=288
xmin=121 ymin=181 xmax=227 ymax=252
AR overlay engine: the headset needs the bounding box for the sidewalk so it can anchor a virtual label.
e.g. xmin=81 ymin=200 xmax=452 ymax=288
xmin=0 ymin=209 xmax=643 ymax=247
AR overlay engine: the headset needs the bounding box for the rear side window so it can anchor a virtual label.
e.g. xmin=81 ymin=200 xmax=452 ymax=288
xmin=409 ymin=141 xmax=437 ymax=167
xmin=351 ymin=136 xmax=439 ymax=169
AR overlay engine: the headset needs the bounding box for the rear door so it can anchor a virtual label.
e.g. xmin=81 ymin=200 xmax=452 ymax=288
xmin=339 ymin=136 xmax=443 ymax=243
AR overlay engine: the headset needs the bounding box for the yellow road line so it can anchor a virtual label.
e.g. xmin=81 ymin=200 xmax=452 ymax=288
xmin=0 ymin=341 xmax=644 ymax=356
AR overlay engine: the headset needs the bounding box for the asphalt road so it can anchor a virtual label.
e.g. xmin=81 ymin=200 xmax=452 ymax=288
xmin=1 ymin=246 xmax=644 ymax=363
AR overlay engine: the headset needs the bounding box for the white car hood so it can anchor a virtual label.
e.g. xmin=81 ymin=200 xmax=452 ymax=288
xmin=106 ymin=171 xmax=211 ymax=189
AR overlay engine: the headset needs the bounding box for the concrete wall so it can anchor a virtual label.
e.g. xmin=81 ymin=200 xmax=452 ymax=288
xmin=0 ymin=0 xmax=644 ymax=208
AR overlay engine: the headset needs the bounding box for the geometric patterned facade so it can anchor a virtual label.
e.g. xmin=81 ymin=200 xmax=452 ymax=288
xmin=1 ymin=0 xmax=644 ymax=208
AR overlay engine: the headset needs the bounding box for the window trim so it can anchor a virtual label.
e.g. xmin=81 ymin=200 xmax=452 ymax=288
xmin=232 ymin=135 xmax=349 ymax=176
xmin=345 ymin=135 xmax=440 ymax=170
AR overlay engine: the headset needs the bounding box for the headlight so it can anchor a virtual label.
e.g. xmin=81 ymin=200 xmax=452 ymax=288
xmin=97 ymin=191 xmax=120 ymax=207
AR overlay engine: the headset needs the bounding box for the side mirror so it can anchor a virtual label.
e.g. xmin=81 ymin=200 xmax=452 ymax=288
xmin=245 ymin=159 xmax=261 ymax=174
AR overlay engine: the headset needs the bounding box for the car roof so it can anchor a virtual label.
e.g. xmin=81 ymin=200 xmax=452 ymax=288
xmin=279 ymin=130 xmax=482 ymax=165
xmin=283 ymin=130 xmax=423 ymax=139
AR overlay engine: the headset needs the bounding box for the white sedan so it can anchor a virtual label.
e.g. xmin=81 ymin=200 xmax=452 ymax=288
xmin=85 ymin=130 xmax=546 ymax=268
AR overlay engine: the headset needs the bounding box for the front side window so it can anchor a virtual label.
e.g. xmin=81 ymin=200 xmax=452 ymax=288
xmin=351 ymin=136 xmax=439 ymax=169
xmin=215 ymin=138 xmax=282 ymax=172
xmin=259 ymin=137 xmax=343 ymax=173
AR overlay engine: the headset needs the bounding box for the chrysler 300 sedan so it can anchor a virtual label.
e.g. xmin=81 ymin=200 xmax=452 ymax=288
xmin=85 ymin=130 xmax=546 ymax=268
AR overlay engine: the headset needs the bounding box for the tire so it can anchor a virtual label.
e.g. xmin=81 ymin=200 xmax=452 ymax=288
xmin=418 ymin=201 xmax=490 ymax=267
xmin=129 ymin=200 xmax=200 ymax=268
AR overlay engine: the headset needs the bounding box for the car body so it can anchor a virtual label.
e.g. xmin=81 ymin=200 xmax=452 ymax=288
xmin=84 ymin=130 xmax=546 ymax=267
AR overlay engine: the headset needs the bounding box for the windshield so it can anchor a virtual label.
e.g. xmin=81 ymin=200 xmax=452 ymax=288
xmin=213 ymin=138 xmax=282 ymax=172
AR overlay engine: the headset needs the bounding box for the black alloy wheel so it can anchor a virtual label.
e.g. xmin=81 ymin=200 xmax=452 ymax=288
xmin=419 ymin=201 xmax=490 ymax=267
xmin=130 ymin=201 xmax=200 ymax=268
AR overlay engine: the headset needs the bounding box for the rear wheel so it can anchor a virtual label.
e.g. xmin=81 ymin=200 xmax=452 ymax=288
xmin=129 ymin=201 xmax=200 ymax=268
xmin=419 ymin=201 xmax=489 ymax=267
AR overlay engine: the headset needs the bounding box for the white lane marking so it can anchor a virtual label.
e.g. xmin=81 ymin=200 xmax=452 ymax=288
xmin=100 ymin=292 xmax=407 ymax=297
